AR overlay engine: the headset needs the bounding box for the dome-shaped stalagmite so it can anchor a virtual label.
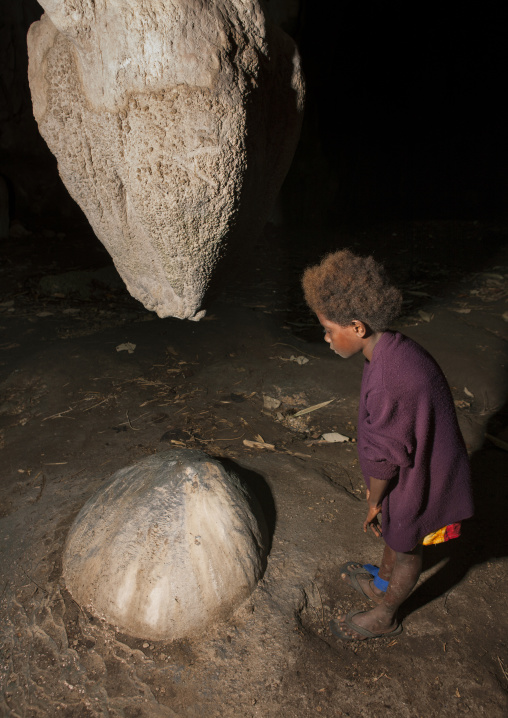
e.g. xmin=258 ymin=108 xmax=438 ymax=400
xmin=27 ymin=0 xmax=304 ymax=319
xmin=62 ymin=449 xmax=267 ymax=640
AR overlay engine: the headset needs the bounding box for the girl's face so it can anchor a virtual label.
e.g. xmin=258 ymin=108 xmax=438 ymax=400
xmin=316 ymin=312 xmax=365 ymax=359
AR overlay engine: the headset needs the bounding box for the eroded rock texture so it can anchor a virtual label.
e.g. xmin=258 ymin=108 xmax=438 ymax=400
xmin=62 ymin=449 xmax=267 ymax=640
xmin=27 ymin=1 xmax=304 ymax=319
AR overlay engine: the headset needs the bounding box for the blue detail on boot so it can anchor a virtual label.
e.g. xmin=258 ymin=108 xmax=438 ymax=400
xmin=363 ymin=563 xmax=389 ymax=592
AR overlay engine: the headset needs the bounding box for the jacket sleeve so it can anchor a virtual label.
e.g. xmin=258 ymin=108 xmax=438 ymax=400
xmin=359 ymin=388 xmax=415 ymax=480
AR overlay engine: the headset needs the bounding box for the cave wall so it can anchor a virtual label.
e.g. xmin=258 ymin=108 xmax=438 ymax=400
xmin=288 ymin=0 xmax=508 ymax=222
xmin=1 ymin=0 xmax=507 ymax=234
xmin=0 ymin=1 xmax=76 ymax=224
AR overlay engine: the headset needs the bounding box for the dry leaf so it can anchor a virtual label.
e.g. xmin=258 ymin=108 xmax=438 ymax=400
xmin=289 ymin=355 xmax=309 ymax=365
xmin=464 ymin=387 xmax=474 ymax=398
xmin=418 ymin=310 xmax=434 ymax=322
xmin=321 ymin=432 xmax=349 ymax=443
xmin=116 ymin=342 xmax=136 ymax=354
xmin=449 ymin=307 xmax=471 ymax=314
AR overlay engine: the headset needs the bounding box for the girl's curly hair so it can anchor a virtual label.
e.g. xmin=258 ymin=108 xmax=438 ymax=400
xmin=302 ymin=249 xmax=402 ymax=332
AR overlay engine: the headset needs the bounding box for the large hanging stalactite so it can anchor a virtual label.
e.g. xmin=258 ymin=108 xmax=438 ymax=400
xmin=27 ymin=0 xmax=304 ymax=319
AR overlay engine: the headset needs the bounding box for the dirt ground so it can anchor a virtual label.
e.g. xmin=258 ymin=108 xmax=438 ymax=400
xmin=1 ymin=217 xmax=508 ymax=717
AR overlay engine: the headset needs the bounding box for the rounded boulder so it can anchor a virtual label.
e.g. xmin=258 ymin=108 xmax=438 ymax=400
xmin=62 ymin=449 xmax=267 ymax=640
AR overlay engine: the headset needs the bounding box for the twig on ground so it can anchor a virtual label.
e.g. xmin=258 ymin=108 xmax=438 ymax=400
xmin=82 ymin=397 xmax=109 ymax=411
xmin=285 ymin=450 xmax=311 ymax=459
xmin=373 ymin=672 xmax=391 ymax=681
xmin=443 ymin=587 xmax=456 ymax=612
xmin=117 ymin=410 xmax=150 ymax=430
xmin=33 ymin=473 xmax=45 ymax=503
xmin=294 ymin=400 xmax=334 ymax=417
xmin=42 ymin=407 xmax=75 ymax=421
xmin=243 ymin=439 xmax=275 ymax=450
xmin=199 ymin=434 xmax=245 ymax=442
xmin=498 ymin=656 xmax=508 ymax=682
xmin=486 ymin=434 xmax=508 ymax=451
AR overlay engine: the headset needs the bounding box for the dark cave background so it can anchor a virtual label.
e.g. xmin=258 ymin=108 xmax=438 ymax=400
xmin=1 ymin=1 xmax=507 ymax=238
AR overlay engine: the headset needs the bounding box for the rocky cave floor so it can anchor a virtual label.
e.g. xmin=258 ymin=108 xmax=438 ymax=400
xmin=1 ymin=217 xmax=508 ymax=717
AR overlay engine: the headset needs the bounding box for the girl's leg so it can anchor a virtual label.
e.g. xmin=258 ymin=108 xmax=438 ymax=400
xmin=337 ymin=544 xmax=423 ymax=638
xmin=377 ymin=543 xmax=397 ymax=582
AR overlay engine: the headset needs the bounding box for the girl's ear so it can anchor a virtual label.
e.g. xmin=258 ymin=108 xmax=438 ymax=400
xmin=351 ymin=320 xmax=367 ymax=337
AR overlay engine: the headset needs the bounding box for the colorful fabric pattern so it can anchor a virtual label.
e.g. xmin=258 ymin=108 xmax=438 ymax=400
xmin=422 ymin=522 xmax=462 ymax=546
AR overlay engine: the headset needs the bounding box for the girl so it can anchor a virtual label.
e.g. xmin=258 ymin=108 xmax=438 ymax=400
xmin=302 ymin=249 xmax=474 ymax=640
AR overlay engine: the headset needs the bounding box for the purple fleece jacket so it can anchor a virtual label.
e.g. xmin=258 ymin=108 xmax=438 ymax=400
xmin=357 ymin=331 xmax=474 ymax=552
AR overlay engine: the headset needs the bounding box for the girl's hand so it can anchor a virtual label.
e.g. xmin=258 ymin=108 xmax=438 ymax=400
xmin=364 ymin=490 xmax=383 ymax=537
xmin=363 ymin=505 xmax=383 ymax=536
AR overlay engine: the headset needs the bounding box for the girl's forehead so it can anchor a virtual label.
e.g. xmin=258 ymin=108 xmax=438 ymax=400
xmin=317 ymin=311 xmax=337 ymax=327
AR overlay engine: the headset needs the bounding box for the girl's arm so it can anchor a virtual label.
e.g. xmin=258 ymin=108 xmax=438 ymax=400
xmin=363 ymin=477 xmax=391 ymax=536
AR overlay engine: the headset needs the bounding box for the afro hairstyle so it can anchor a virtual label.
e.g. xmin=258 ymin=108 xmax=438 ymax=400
xmin=302 ymin=249 xmax=402 ymax=332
